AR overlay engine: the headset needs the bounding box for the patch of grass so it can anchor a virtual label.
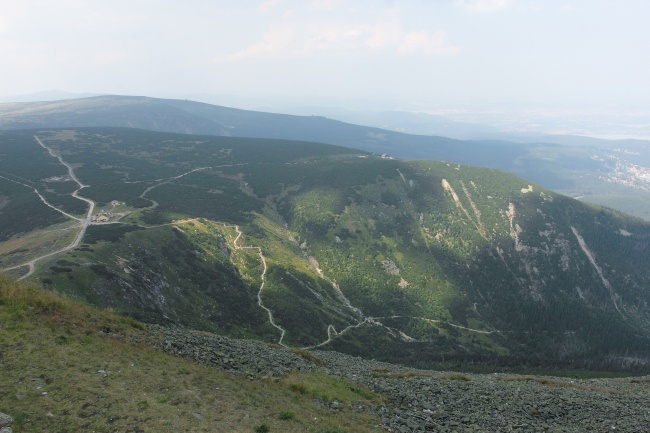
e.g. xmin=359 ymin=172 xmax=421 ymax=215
xmin=278 ymin=411 xmax=296 ymax=420
xmin=436 ymin=373 xmax=472 ymax=381
xmin=281 ymin=371 xmax=382 ymax=404
xmin=254 ymin=423 xmax=270 ymax=433
xmin=371 ymin=369 xmax=471 ymax=381
xmin=0 ymin=276 xmax=381 ymax=432
xmin=288 ymin=382 xmax=308 ymax=394
xmin=289 ymin=348 xmax=325 ymax=366
xmin=497 ymin=376 xmax=624 ymax=395
xmin=0 ymin=274 xmax=143 ymax=340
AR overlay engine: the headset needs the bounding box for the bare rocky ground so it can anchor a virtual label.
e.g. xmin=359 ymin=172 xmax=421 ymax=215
xmin=151 ymin=325 xmax=650 ymax=433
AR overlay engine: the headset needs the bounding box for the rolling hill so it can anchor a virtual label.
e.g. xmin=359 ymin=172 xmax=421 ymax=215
xmin=1 ymin=95 xmax=648 ymax=220
xmin=1 ymin=127 xmax=648 ymax=371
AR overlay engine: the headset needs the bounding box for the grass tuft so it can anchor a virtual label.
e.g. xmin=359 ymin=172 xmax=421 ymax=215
xmin=289 ymin=348 xmax=325 ymax=366
xmin=278 ymin=411 xmax=295 ymax=420
xmin=254 ymin=423 xmax=270 ymax=433
xmin=282 ymin=371 xmax=382 ymax=404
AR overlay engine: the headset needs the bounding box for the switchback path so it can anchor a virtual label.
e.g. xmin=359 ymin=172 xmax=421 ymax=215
xmin=134 ymin=166 xmax=289 ymax=346
xmin=299 ymin=255 xmax=419 ymax=349
xmin=218 ymin=223 xmax=394 ymax=350
xmin=371 ymin=315 xmax=500 ymax=335
xmin=226 ymin=224 xmax=287 ymax=346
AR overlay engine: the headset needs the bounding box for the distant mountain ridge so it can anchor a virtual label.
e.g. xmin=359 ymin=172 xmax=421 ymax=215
xmin=0 ymin=89 xmax=102 ymax=103
xmin=0 ymin=95 xmax=463 ymax=156
xmin=0 ymin=95 xmax=648 ymax=220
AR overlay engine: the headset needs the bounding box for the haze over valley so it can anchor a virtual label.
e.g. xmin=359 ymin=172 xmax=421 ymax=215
xmin=1 ymin=1 xmax=649 ymax=432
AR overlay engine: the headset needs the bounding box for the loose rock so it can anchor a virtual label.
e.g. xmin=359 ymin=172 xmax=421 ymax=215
xmin=0 ymin=413 xmax=12 ymax=428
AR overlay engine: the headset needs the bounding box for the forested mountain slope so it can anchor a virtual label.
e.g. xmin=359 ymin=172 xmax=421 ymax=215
xmin=1 ymin=95 xmax=648 ymax=220
xmin=1 ymin=128 xmax=648 ymax=370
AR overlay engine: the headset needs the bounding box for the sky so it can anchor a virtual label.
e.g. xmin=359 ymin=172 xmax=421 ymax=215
xmin=1 ymin=0 xmax=649 ymax=115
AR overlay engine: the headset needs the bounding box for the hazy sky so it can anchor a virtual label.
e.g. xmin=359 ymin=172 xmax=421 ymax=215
xmin=1 ymin=0 xmax=649 ymax=112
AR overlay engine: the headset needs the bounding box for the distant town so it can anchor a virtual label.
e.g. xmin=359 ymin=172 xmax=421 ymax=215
xmin=600 ymin=153 xmax=650 ymax=191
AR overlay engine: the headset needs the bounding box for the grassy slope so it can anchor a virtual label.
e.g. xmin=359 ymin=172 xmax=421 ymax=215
xmin=0 ymin=276 xmax=381 ymax=433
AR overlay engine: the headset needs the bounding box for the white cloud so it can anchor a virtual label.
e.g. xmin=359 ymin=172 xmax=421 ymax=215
xmin=309 ymin=0 xmax=344 ymax=11
xmin=456 ymin=0 xmax=510 ymax=13
xmin=0 ymin=15 xmax=8 ymax=34
xmin=223 ymin=6 xmax=459 ymax=62
xmin=398 ymin=31 xmax=460 ymax=55
xmin=226 ymin=28 xmax=295 ymax=62
xmin=257 ymin=0 xmax=284 ymax=14
xmin=0 ymin=1 xmax=26 ymax=34
xmin=93 ymin=49 xmax=127 ymax=66
xmin=365 ymin=7 xmax=403 ymax=50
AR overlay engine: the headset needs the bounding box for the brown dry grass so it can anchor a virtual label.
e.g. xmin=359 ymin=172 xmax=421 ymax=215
xmin=371 ymin=369 xmax=472 ymax=381
xmin=497 ymin=375 xmax=624 ymax=395
xmin=629 ymin=377 xmax=650 ymax=384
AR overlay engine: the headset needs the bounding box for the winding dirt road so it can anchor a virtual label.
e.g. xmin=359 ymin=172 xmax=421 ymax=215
xmin=2 ymin=136 xmax=96 ymax=280
xmin=2 ymin=139 xmax=492 ymax=349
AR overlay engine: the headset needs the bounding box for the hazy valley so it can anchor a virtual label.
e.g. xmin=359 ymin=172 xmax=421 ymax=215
xmin=1 ymin=98 xmax=649 ymax=433
xmin=5 ymin=1 xmax=650 ymax=430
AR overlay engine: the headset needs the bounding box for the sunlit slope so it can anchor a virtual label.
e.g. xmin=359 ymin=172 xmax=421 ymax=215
xmin=1 ymin=128 xmax=648 ymax=369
